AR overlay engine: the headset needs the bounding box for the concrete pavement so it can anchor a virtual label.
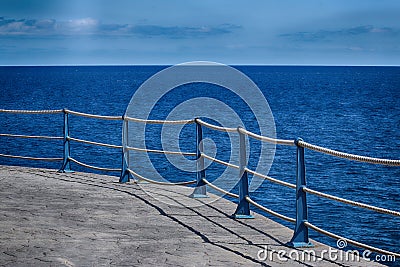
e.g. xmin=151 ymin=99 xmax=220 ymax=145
xmin=0 ymin=165 xmax=385 ymax=266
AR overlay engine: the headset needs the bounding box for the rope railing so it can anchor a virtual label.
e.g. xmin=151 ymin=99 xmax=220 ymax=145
xmin=0 ymin=133 xmax=63 ymax=140
xmin=2 ymin=108 xmax=399 ymax=164
xmin=245 ymin=168 xmax=296 ymax=189
xmin=298 ymin=140 xmax=400 ymax=166
xmin=304 ymin=222 xmax=400 ymax=258
xmin=124 ymin=116 xmax=195 ymax=125
xmin=0 ymin=109 xmax=63 ymax=114
xmin=201 ymin=152 xmax=240 ymax=169
xmin=0 ymin=153 xmax=63 ymax=161
xmin=64 ymin=109 xmax=123 ymax=121
xmin=246 ymin=196 xmax=296 ymax=223
xmin=0 ymin=109 xmax=64 ymax=163
xmin=195 ymin=118 xmax=237 ymax=133
xmin=68 ymin=137 xmax=123 ymax=149
xmin=125 ymin=145 xmax=196 ymax=156
xmin=68 ymin=157 xmax=121 ymax=172
xmin=1 ymin=108 xmax=400 ymax=256
xmin=303 ymin=187 xmax=400 ymax=217
xmin=237 ymin=127 xmax=295 ymax=146
xmin=127 ymin=168 xmax=196 ymax=186
xmin=201 ymin=178 xmax=239 ymax=198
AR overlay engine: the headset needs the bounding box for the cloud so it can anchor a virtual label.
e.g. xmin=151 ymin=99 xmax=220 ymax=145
xmin=64 ymin=18 xmax=99 ymax=30
xmin=279 ymin=25 xmax=399 ymax=42
xmin=128 ymin=24 xmax=240 ymax=39
xmin=0 ymin=17 xmax=100 ymax=35
xmin=0 ymin=17 xmax=240 ymax=38
xmin=0 ymin=18 xmax=55 ymax=34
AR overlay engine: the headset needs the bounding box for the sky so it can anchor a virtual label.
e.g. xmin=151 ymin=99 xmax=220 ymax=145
xmin=0 ymin=0 xmax=399 ymax=65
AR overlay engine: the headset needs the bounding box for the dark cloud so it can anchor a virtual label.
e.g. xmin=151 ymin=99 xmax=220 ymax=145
xmin=0 ymin=17 xmax=56 ymax=34
xmin=280 ymin=25 xmax=399 ymax=42
xmin=98 ymin=23 xmax=128 ymax=32
xmin=129 ymin=24 xmax=240 ymax=39
xmin=0 ymin=17 xmax=240 ymax=39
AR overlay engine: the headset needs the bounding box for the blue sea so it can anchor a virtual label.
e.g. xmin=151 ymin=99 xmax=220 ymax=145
xmin=0 ymin=66 xmax=399 ymax=262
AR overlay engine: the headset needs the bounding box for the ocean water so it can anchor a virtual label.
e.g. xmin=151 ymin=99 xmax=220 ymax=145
xmin=0 ymin=66 xmax=399 ymax=261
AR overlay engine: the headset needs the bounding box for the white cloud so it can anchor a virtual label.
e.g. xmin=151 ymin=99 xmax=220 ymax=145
xmin=65 ymin=18 xmax=99 ymax=30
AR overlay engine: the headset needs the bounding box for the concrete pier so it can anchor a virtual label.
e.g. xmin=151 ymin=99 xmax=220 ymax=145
xmin=0 ymin=165 xmax=384 ymax=266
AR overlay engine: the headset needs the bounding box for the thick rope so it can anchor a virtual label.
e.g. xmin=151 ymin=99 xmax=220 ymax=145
xmin=298 ymin=140 xmax=400 ymax=166
xmin=125 ymin=146 xmax=196 ymax=156
xmin=303 ymin=187 xmax=400 ymax=217
xmin=304 ymin=222 xmax=400 ymax=257
xmin=65 ymin=109 xmax=122 ymax=121
xmin=68 ymin=137 xmax=122 ymax=149
xmin=245 ymin=168 xmax=296 ymax=189
xmin=201 ymin=152 xmax=240 ymax=169
xmin=195 ymin=118 xmax=237 ymax=133
xmin=237 ymin=127 xmax=295 ymax=146
xmin=127 ymin=168 xmax=196 ymax=186
xmin=0 ymin=109 xmax=63 ymax=114
xmin=0 ymin=153 xmax=62 ymax=161
xmin=0 ymin=133 xmax=63 ymax=140
xmin=201 ymin=178 xmax=239 ymax=198
xmin=246 ymin=196 xmax=296 ymax=223
xmin=124 ymin=116 xmax=194 ymax=125
xmin=69 ymin=157 xmax=121 ymax=172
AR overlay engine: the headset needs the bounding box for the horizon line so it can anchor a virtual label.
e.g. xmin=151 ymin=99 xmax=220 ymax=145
xmin=1 ymin=63 xmax=399 ymax=67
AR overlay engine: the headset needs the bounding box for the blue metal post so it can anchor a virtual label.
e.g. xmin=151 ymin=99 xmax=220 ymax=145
xmin=59 ymin=109 xmax=73 ymax=173
xmin=233 ymin=128 xmax=253 ymax=219
xmin=120 ymin=118 xmax=132 ymax=183
xmin=190 ymin=120 xmax=208 ymax=198
xmin=288 ymin=138 xmax=313 ymax=247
